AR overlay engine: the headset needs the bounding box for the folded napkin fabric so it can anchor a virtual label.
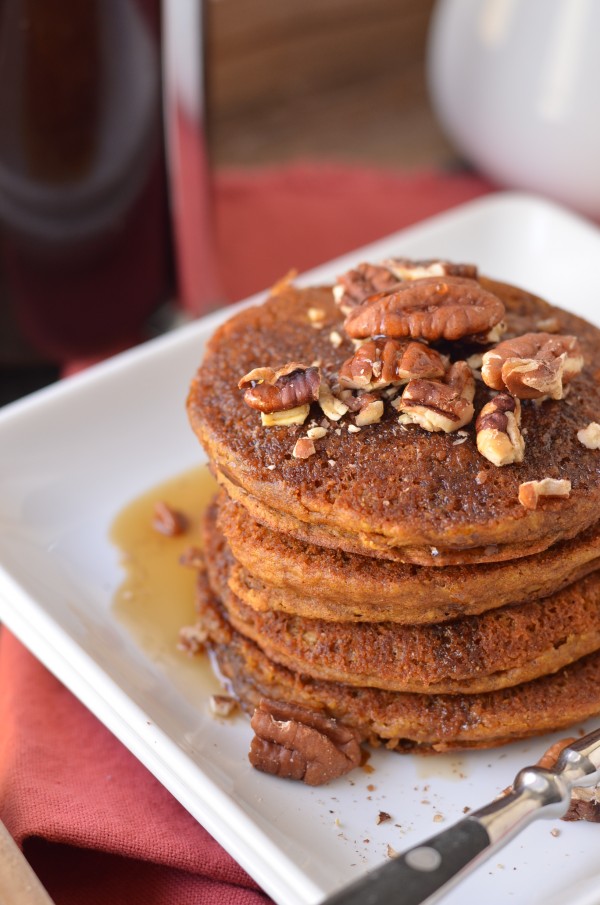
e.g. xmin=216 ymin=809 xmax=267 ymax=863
xmin=0 ymin=629 xmax=268 ymax=905
xmin=0 ymin=163 xmax=492 ymax=904
xmin=214 ymin=163 xmax=493 ymax=306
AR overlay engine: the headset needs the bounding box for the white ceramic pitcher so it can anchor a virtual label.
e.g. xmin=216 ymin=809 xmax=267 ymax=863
xmin=427 ymin=0 xmax=600 ymax=217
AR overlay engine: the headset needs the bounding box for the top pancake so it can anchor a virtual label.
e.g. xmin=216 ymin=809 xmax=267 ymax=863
xmin=188 ymin=276 xmax=600 ymax=565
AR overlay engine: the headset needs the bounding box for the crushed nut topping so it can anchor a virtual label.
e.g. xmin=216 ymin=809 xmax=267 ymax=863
xmin=152 ymin=501 xmax=188 ymax=537
xmin=329 ymin=330 xmax=343 ymax=348
xmin=240 ymin=362 xmax=321 ymax=414
xmin=343 ymin=276 xmax=505 ymax=343
xmin=577 ymin=422 xmax=600 ymax=449
xmin=481 ymin=333 xmax=583 ymax=400
xmin=248 ymin=699 xmax=362 ymax=786
xmin=306 ymin=425 xmax=328 ymax=440
xmin=476 ymin=394 xmax=525 ymax=467
xmin=394 ymin=361 xmax=475 ymax=433
xmin=293 ymin=437 xmax=316 ymax=459
xmin=338 ymin=338 xmax=446 ymax=391
xmin=209 ymin=694 xmax=239 ymax=718
xmin=518 ymin=478 xmax=571 ymax=509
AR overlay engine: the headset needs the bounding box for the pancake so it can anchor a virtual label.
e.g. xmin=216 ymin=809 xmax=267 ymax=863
xmin=202 ymin=502 xmax=600 ymax=694
xmin=188 ymin=277 xmax=600 ymax=566
xmin=192 ymin=570 xmax=600 ymax=753
xmin=217 ymin=492 xmax=600 ymax=624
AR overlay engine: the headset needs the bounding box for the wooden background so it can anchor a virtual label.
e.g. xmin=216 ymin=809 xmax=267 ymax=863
xmin=205 ymin=0 xmax=456 ymax=168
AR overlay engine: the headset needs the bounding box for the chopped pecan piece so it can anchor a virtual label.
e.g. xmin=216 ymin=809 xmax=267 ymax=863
xmin=178 ymin=623 xmax=208 ymax=655
xmin=343 ymin=277 xmax=505 ymax=342
xmin=384 ymin=257 xmax=478 ymax=282
xmin=209 ymin=694 xmax=239 ymax=718
xmin=261 ymin=405 xmax=310 ymax=427
xmin=476 ymin=394 xmax=525 ymax=466
xmin=564 ymin=786 xmax=600 ymax=822
xmin=307 ymin=307 xmax=326 ymax=326
xmin=394 ymin=361 xmax=475 ymax=433
xmin=339 ymin=389 xmax=380 ymax=412
xmin=292 ymin=437 xmax=316 ymax=459
xmin=306 ymin=425 xmax=328 ymax=439
xmin=481 ymin=333 xmax=583 ymax=400
xmin=240 ymin=362 xmax=321 ymax=414
xmin=179 ymin=545 xmax=205 ymax=570
xmin=518 ymin=478 xmax=571 ymax=509
xmin=152 ymin=501 xmax=188 ymax=536
xmin=338 ymin=339 xmax=446 ymax=391
xmin=577 ymin=422 xmax=600 ymax=449
xmin=355 ymin=399 xmax=384 ymax=426
xmin=536 ymin=316 xmax=561 ymax=334
xmin=249 ymin=699 xmax=361 ymax=786
xmin=337 ymin=390 xmax=385 ymax=426
xmin=318 ymin=381 xmax=349 ymax=421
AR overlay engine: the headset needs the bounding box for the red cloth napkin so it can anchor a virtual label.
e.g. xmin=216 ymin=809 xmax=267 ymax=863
xmin=0 ymin=163 xmax=492 ymax=904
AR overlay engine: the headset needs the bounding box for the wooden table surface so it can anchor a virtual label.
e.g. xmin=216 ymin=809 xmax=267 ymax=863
xmin=205 ymin=0 xmax=457 ymax=169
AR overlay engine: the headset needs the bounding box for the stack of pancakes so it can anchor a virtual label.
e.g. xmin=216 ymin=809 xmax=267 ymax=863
xmin=186 ymin=265 xmax=600 ymax=754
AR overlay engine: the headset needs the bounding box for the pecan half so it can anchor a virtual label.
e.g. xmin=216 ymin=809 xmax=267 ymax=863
xmin=394 ymin=361 xmax=475 ymax=433
xmin=239 ymin=362 xmax=321 ymax=414
xmin=481 ymin=333 xmax=583 ymax=400
xmin=333 ymin=258 xmax=477 ymax=314
xmin=338 ymin=338 xmax=446 ymax=391
xmin=333 ymin=262 xmax=403 ymax=313
xmin=518 ymin=478 xmax=571 ymax=509
xmin=476 ymin=394 xmax=524 ymax=466
xmin=343 ymin=277 xmax=505 ymax=342
xmin=248 ymin=699 xmax=362 ymax=786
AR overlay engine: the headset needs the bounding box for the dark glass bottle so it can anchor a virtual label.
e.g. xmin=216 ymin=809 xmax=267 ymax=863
xmin=0 ymin=0 xmax=172 ymax=364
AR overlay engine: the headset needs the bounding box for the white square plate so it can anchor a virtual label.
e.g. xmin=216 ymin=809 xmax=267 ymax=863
xmin=2 ymin=192 xmax=600 ymax=905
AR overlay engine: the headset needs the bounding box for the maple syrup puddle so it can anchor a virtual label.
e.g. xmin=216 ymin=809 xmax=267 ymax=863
xmin=111 ymin=464 xmax=222 ymax=702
